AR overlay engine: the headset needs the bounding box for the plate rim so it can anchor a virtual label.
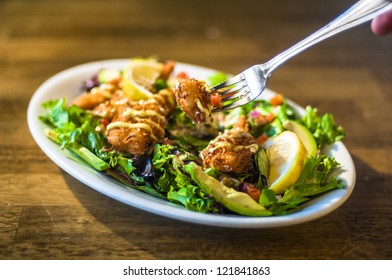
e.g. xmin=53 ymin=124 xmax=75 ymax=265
xmin=27 ymin=59 xmax=356 ymax=228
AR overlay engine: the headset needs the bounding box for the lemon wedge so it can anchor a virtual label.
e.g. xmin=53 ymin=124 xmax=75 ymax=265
xmin=122 ymin=58 xmax=163 ymax=100
xmin=263 ymin=131 xmax=307 ymax=194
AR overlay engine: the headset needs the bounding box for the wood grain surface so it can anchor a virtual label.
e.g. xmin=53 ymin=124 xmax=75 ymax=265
xmin=0 ymin=0 xmax=391 ymax=259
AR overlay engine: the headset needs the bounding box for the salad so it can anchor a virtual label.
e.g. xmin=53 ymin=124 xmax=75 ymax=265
xmin=39 ymin=58 xmax=345 ymax=217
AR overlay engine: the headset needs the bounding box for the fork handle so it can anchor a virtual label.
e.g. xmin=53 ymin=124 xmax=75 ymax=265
xmin=263 ymin=0 xmax=392 ymax=75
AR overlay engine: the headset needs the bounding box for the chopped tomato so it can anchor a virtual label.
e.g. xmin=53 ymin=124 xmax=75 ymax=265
xmin=239 ymin=183 xmax=261 ymax=202
xmin=265 ymin=112 xmax=275 ymax=122
xmin=176 ymin=71 xmax=189 ymax=79
xmin=270 ymin=93 xmax=284 ymax=106
xmin=254 ymin=115 xmax=268 ymax=126
xmin=100 ymin=118 xmax=110 ymax=128
xmin=210 ymin=93 xmax=222 ymax=107
xmin=257 ymin=133 xmax=269 ymax=144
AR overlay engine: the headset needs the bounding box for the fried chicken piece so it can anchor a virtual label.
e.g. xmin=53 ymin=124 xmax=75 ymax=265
xmin=200 ymin=125 xmax=259 ymax=174
xmin=174 ymin=78 xmax=213 ymax=123
xmin=105 ymin=114 xmax=160 ymax=156
xmin=71 ymin=90 xmax=108 ymax=110
xmin=71 ymin=79 xmax=122 ymax=110
xmin=91 ymin=91 xmax=131 ymax=120
xmin=106 ymin=89 xmax=175 ymax=156
xmin=159 ymin=60 xmax=175 ymax=80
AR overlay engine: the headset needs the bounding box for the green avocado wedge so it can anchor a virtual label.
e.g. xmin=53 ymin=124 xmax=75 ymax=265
xmin=184 ymin=162 xmax=272 ymax=217
xmin=283 ymin=120 xmax=317 ymax=158
xmin=98 ymin=68 xmax=121 ymax=83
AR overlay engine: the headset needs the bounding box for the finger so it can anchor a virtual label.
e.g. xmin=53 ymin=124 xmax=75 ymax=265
xmin=371 ymin=9 xmax=392 ymax=36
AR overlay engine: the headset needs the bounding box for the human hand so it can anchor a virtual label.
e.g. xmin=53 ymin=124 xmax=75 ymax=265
xmin=371 ymin=9 xmax=392 ymax=35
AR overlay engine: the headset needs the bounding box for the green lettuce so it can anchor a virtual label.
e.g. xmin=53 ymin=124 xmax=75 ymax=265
xmin=152 ymin=144 xmax=219 ymax=212
xmin=302 ymin=106 xmax=345 ymax=147
xmin=40 ymin=99 xmax=110 ymax=171
xmin=40 ymin=98 xmax=164 ymax=196
xmin=207 ymin=71 xmax=227 ymax=86
xmin=259 ymin=155 xmax=345 ymax=215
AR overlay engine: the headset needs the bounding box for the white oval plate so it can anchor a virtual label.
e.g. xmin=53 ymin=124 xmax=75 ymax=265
xmin=27 ymin=59 xmax=356 ymax=228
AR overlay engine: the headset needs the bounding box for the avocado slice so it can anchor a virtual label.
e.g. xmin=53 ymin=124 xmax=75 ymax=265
xmin=184 ymin=162 xmax=272 ymax=217
xmin=283 ymin=120 xmax=317 ymax=158
xmin=255 ymin=149 xmax=269 ymax=188
xmin=98 ymin=68 xmax=121 ymax=83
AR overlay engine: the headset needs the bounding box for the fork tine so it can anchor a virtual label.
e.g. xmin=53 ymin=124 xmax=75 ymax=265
xmin=218 ymin=94 xmax=254 ymax=111
xmin=211 ymin=65 xmax=265 ymax=112
xmin=219 ymin=83 xmax=248 ymax=99
xmin=220 ymin=87 xmax=249 ymax=102
xmin=210 ymin=73 xmax=244 ymax=91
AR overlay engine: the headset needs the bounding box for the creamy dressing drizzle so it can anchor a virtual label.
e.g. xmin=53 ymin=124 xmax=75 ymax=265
xmin=123 ymin=108 xmax=165 ymax=122
xmin=105 ymin=89 xmax=175 ymax=144
xmin=208 ymin=141 xmax=259 ymax=154
xmin=106 ymin=121 xmax=158 ymax=141
xmin=196 ymin=99 xmax=211 ymax=118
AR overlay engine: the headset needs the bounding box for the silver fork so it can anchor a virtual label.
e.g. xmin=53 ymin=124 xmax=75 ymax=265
xmin=212 ymin=0 xmax=392 ymax=111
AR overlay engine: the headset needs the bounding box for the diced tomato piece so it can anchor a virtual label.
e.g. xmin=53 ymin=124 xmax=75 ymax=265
xmin=257 ymin=133 xmax=269 ymax=144
xmin=270 ymin=93 xmax=284 ymax=106
xmin=265 ymin=113 xmax=275 ymax=123
xmin=239 ymin=183 xmax=261 ymax=202
xmin=210 ymin=93 xmax=222 ymax=107
xmin=100 ymin=119 xmax=110 ymax=128
xmin=254 ymin=115 xmax=268 ymax=126
xmin=176 ymin=71 xmax=189 ymax=79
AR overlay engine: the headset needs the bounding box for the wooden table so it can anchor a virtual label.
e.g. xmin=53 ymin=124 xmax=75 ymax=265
xmin=1 ymin=0 xmax=391 ymax=260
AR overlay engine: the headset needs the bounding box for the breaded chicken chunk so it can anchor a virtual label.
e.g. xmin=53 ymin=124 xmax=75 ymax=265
xmin=200 ymin=124 xmax=259 ymax=174
xmin=106 ymin=89 xmax=175 ymax=155
xmin=71 ymin=77 xmax=122 ymax=110
xmin=174 ymin=78 xmax=213 ymax=123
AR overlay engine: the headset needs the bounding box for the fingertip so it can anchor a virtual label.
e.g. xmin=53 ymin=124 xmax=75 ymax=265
xmin=371 ymin=10 xmax=392 ymax=36
xmin=371 ymin=17 xmax=384 ymax=36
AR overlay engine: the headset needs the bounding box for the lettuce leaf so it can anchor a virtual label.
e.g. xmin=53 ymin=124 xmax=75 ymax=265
xmin=302 ymin=106 xmax=345 ymax=147
xmin=261 ymin=155 xmax=345 ymax=215
xmin=40 ymin=98 xmax=151 ymax=187
xmin=240 ymin=100 xmax=297 ymax=138
xmin=152 ymin=144 xmax=218 ymax=212
xmin=207 ymin=72 xmax=227 ymax=86
xmin=280 ymin=155 xmax=344 ymax=202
